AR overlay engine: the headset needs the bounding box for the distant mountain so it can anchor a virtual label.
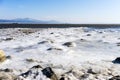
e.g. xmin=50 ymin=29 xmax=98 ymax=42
xmin=0 ymin=18 xmax=59 ymax=24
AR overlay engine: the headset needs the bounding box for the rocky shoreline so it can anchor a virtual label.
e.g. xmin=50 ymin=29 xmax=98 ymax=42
xmin=0 ymin=61 xmax=120 ymax=80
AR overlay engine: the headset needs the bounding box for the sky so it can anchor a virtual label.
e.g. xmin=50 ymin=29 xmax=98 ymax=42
xmin=0 ymin=0 xmax=120 ymax=23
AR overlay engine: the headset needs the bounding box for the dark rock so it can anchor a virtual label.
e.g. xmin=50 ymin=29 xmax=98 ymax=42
xmin=33 ymin=71 xmax=39 ymax=79
xmin=99 ymin=32 xmax=103 ymax=33
xmin=87 ymin=69 xmax=97 ymax=74
xmin=80 ymin=74 xmax=89 ymax=79
xmin=4 ymin=68 xmax=13 ymax=72
xmin=42 ymin=67 xmax=58 ymax=80
xmin=63 ymin=42 xmax=76 ymax=47
xmin=31 ymin=65 xmax=42 ymax=69
xmin=117 ymin=43 xmax=120 ymax=46
xmin=109 ymin=75 xmax=120 ymax=80
xmin=26 ymin=58 xmax=34 ymax=62
xmin=80 ymin=39 xmax=86 ymax=41
xmin=20 ymin=70 xmax=32 ymax=78
xmin=60 ymin=77 xmax=65 ymax=80
xmin=20 ymin=65 xmax=43 ymax=79
xmin=0 ymin=68 xmax=13 ymax=72
xmin=63 ymin=42 xmax=72 ymax=47
xmin=80 ymin=39 xmax=84 ymax=40
xmin=38 ymin=41 xmax=48 ymax=44
xmin=112 ymin=57 xmax=120 ymax=64
xmin=42 ymin=67 xmax=54 ymax=78
xmin=118 ymin=38 xmax=120 ymax=39
xmin=50 ymin=40 xmax=54 ymax=43
xmin=6 ymin=56 xmax=12 ymax=59
xmin=47 ymin=48 xmax=62 ymax=51
xmin=86 ymin=34 xmax=91 ymax=36
xmin=4 ymin=38 xmax=13 ymax=41
xmin=54 ymin=48 xmax=62 ymax=51
xmin=50 ymin=32 xmax=54 ymax=34
xmin=47 ymin=48 xmax=53 ymax=51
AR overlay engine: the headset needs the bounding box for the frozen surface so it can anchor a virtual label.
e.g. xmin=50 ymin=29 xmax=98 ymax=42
xmin=0 ymin=27 xmax=120 ymax=80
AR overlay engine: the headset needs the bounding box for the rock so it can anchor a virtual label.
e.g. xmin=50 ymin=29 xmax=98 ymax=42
xmin=4 ymin=38 xmax=13 ymax=41
xmin=38 ymin=41 xmax=48 ymax=44
xmin=87 ymin=69 xmax=97 ymax=74
xmin=47 ymin=48 xmax=62 ymax=51
xmin=31 ymin=65 xmax=42 ymax=69
xmin=4 ymin=69 xmax=13 ymax=73
xmin=42 ymin=67 xmax=54 ymax=78
xmin=51 ymin=73 xmax=58 ymax=80
xmin=86 ymin=34 xmax=91 ymax=36
xmin=63 ymin=42 xmax=76 ymax=47
xmin=6 ymin=56 xmax=12 ymax=59
xmin=0 ymin=50 xmax=6 ymax=62
xmin=0 ymin=68 xmax=13 ymax=72
xmin=42 ymin=67 xmax=58 ymax=80
xmin=0 ymin=72 xmax=18 ymax=80
xmin=72 ymin=69 xmax=84 ymax=79
xmin=20 ymin=65 xmax=51 ymax=80
xmin=117 ymin=43 xmax=120 ymax=46
xmin=50 ymin=32 xmax=54 ymax=34
xmin=59 ymin=77 xmax=65 ymax=80
xmin=80 ymin=74 xmax=89 ymax=79
xmin=26 ymin=58 xmax=35 ymax=62
xmin=54 ymin=48 xmax=62 ymax=51
xmin=109 ymin=75 xmax=120 ymax=80
xmin=112 ymin=57 xmax=120 ymax=64
xmin=47 ymin=48 xmax=53 ymax=51
xmin=99 ymin=31 xmax=103 ymax=33
xmin=59 ymin=76 xmax=70 ymax=80
xmin=20 ymin=70 xmax=32 ymax=78
xmin=21 ymin=29 xmax=35 ymax=35
xmin=80 ymin=39 xmax=86 ymax=42
xmin=60 ymin=73 xmax=78 ymax=80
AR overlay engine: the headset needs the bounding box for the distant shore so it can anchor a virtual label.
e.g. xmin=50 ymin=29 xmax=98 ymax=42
xmin=1 ymin=24 xmax=120 ymax=28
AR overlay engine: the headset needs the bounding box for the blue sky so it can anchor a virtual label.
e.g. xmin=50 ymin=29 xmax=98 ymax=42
xmin=0 ymin=0 xmax=120 ymax=23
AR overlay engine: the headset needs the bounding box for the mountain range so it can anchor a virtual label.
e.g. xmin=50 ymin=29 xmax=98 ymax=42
xmin=0 ymin=18 xmax=59 ymax=24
